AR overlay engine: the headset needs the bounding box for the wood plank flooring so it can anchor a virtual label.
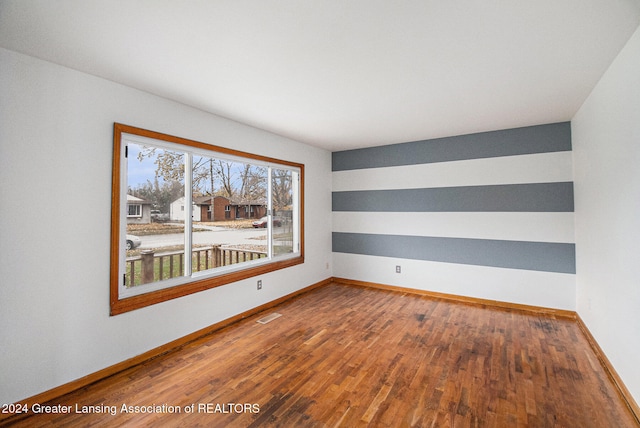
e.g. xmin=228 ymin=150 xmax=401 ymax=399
xmin=4 ymin=283 xmax=637 ymax=427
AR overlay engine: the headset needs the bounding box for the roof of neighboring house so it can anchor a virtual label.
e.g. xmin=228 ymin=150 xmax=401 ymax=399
xmin=231 ymin=197 xmax=267 ymax=206
xmin=192 ymin=195 xmax=266 ymax=206
xmin=193 ymin=195 xmax=230 ymax=205
xmin=127 ymin=194 xmax=152 ymax=204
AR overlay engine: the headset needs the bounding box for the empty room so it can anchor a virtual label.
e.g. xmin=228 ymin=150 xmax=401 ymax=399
xmin=1 ymin=1 xmax=639 ymax=426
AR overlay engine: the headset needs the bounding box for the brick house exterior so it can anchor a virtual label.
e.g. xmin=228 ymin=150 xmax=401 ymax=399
xmin=194 ymin=196 xmax=266 ymax=221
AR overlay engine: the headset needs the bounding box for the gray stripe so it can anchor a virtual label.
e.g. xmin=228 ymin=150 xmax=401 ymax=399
xmin=332 ymin=122 xmax=571 ymax=171
xmin=333 ymin=232 xmax=576 ymax=274
xmin=332 ymin=182 xmax=574 ymax=212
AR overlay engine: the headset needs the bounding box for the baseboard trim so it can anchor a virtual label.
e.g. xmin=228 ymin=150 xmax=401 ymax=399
xmin=332 ymin=276 xmax=639 ymax=424
xmin=575 ymin=314 xmax=640 ymax=425
xmin=0 ymin=277 xmax=331 ymax=423
xmin=331 ymin=277 xmax=576 ymax=319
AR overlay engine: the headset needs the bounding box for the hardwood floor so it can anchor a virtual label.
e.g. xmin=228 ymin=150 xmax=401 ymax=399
xmin=4 ymin=283 xmax=638 ymax=427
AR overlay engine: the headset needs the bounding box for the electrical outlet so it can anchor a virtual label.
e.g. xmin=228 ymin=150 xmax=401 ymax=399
xmin=257 ymin=280 xmax=262 ymax=290
xmin=396 ymin=265 xmax=401 ymax=273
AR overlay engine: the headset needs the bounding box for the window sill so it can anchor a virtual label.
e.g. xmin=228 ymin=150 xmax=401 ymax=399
xmin=110 ymin=255 xmax=303 ymax=315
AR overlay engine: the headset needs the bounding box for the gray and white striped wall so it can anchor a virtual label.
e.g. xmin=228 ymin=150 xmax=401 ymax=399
xmin=332 ymin=122 xmax=576 ymax=310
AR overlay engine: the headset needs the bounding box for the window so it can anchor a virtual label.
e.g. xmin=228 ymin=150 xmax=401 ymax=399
xmin=127 ymin=204 xmax=142 ymax=217
xmin=111 ymin=123 xmax=304 ymax=315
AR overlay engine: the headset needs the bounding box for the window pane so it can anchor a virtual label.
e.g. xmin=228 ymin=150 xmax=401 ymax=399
xmin=127 ymin=203 xmax=141 ymax=217
xmin=271 ymin=168 xmax=296 ymax=257
xmin=191 ymin=156 xmax=268 ymax=274
xmin=124 ymin=142 xmax=186 ymax=289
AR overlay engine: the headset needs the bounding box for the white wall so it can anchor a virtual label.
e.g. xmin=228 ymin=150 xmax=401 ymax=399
xmin=572 ymin=24 xmax=640 ymax=404
xmin=169 ymin=197 xmax=199 ymax=222
xmin=0 ymin=47 xmax=333 ymax=405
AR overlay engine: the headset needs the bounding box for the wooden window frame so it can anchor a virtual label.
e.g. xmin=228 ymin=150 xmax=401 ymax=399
xmin=110 ymin=123 xmax=304 ymax=315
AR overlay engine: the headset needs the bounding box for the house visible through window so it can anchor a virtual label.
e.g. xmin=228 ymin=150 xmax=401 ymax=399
xmin=111 ymin=123 xmax=304 ymax=315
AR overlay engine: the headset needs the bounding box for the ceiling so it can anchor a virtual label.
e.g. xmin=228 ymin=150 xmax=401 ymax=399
xmin=1 ymin=1 xmax=639 ymax=151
